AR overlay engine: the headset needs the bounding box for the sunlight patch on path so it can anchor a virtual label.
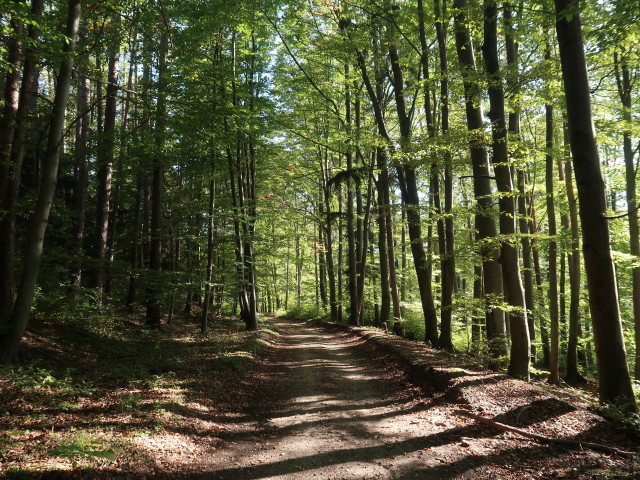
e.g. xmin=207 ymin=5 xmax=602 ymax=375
xmin=203 ymin=319 xmax=454 ymax=479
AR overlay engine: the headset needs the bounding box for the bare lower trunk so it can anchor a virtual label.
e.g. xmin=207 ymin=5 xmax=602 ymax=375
xmin=388 ymin=41 xmax=438 ymax=343
xmin=564 ymin=130 xmax=585 ymax=385
xmin=482 ymin=0 xmax=530 ymax=378
xmin=555 ymin=0 xmax=635 ymax=409
xmin=0 ymin=0 xmax=43 ymax=326
xmin=2 ymin=0 xmax=81 ymax=361
xmin=614 ymin=51 xmax=640 ymax=379
xmin=454 ymin=0 xmax=506 ymax=355
xmin=201 ymin=175 xmax=216 ymax=334
xmin=545 ymin=99 xmax=560 ymax=385
xmin=145 ymin=31 xmax=168 ymax=328
xmin=377 ymin=150 xmax=391 ymax=326
xmin=0 ymin=11 xmax=23 ymax=326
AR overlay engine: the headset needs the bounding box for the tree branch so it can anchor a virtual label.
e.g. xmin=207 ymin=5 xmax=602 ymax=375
xmin=454 ymin=409 xmax=636 ymax=457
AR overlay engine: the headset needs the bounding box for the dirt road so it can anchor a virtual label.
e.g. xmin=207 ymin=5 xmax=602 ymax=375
xmin=195 ymin=318 xmax=485 ymax=480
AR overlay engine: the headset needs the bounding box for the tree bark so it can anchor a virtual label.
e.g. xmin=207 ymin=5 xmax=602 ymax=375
xmin=92 ymin=22 xmax=120 ymax=297
xmin=545 ymin=99 xmax=560 ymax=385
xmin=201 ymin=171 xmax=216 ymax=334
xmin=376 ymin=149 xmax=391 ymax=326
xmin=614 ymin=50 xmax=640 ymax=380
xmin=146 ymin=30 xmax=169 ymax=327
xmin=345 ymin=63 xmax=359 ymax=326
xmin=554 ymin=0 xmax=635 ymax=409
xmin=563 ymin=125 xmax=586 ymax=385
xmin=71 ymin=74 xmax=90 ymax=292
xmin=482 ymin=0 xmax=530 ymax=379
xmin=2 ymin=0 xmax=82 ymax=361
xmin=388 ymin=43 xmax=438 ymax=344
xmin=0 ymin=7 xmax=23 ymax=327
xmin=0 ymin=0 xmax=43 ymax=327
xmin=453 ymin=0 xmax=506 ymax=356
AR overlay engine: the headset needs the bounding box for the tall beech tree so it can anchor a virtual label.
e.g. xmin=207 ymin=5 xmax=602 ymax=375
xmin=453 ymin=0 xmax=507 ymax=356
xmin=387 ymin=16 xmax=439 ymax=345
xmin=482 ymin=0 xmax=530 ymax=379
xmin=554 ymin=0 xmax=636 ymax=409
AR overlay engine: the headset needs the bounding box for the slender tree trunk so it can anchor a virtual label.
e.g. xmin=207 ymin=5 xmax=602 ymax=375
xmin=127 ymin=169 xmax=144 ymax=310
xmin=146 ymin=30 xmax=169 ymax=327
xmin=505 ymin=3 xmax=536 ymax=364
xmin=614 ymin=50 xmax=640 ymax=379
xmin=377 ymin=149 xmax=391 ymax=326
xmin=318 ymin=216 xmax=328 ymax=310
xmin=0 ymin=0 xmax=43 ymax=325
xmin=0 ymin=9 xmax=23 ymax=326
xmin=70 ymin=74 xmax=90 ymax=292
xmin=433 ymin=0 xmax=455 ymax=351
xmin=564 ymin=124 xmax=586 ymax=384
xmin=356 ymin=156 xmax=374 ymax=324
xmin=388 ymin=43 xmax=438 ymax=344
xmin=555 ymin=0 xmax=635 ymax=409
xmin=296 ymin=231 xmax=302 ymax=307
xmin=454 ymin=0 xmax=506 ymax=356
xmin=321 ymin=158 xmax=338 ymax=321
xmin=202 ymin=171 xmax=216 ymax=334
xmin=1 ymin=0 xmax=81 ymax=361
xmin=385 ymin=180 xmax=401 ymax=321
xmin=482 ymin=0 xmax=530 ymax=378
xmin=354 ymin=46 xmax=401 ymax=323
xmin=545 ymin=99 xmax=560 ymax=385
xmin=345 ymin=65 xmax=359 ymax=326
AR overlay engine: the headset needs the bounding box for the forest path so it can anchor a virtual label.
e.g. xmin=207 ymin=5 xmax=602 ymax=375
xmin=193 ymin=318 xmax=482 ymax=480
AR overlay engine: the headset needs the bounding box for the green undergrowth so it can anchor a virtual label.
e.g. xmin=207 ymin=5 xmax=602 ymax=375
xmin=0 ymin=306 xmax=278 ymax=476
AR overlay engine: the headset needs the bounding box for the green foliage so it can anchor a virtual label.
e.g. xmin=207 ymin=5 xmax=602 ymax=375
xmin=597 ymin=386 xmax=640 ymax=436
xmin=47 ymin=433 xmax=121 ymax=468
xmin=285 ymin=305 xmax=330 ymax=321
xmin=0 ymin=365 xmax=94 ymax=397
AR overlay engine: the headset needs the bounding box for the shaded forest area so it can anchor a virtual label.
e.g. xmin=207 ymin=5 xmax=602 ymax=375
xmin=1 ymin=0 xmax=640 ymax=471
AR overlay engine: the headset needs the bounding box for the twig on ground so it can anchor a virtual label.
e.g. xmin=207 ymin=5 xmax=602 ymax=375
xmin=453 ymin=409 xmax=636 ymax=457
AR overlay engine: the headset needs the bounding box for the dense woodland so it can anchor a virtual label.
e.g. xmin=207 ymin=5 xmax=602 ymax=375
xmin=0 ymin=0 xmax=639 ymax=411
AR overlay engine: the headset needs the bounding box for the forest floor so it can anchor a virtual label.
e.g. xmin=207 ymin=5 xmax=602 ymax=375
xmin=1 ymin=314 xmax=639 ymax=478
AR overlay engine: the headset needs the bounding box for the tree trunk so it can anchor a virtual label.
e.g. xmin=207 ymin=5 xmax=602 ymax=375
xmin=554 ymin=0 xmax=635 ymax=409
xmin=453 ymin=0 xmax=506 ymax=356
xmin=433 ymin=0 xmax=456 ymax=351
xmin=321 ymin=152 xmax=338 ymax=321
xmin=356 ymin=155 xmax=374 ymax=324
xmin=482 ymin=0 xmax=530 ymax=379
xmin=345 ymin=64 xmax=359 ymax=326
xmin=70 ymin=73 xmax=90 ymax=293
xmin=377 ymin=149 xmax=391 ymax=326
xmin=388 ymin=42 xmax=438 ymax=344
xmin=201 ymin=172 xmax=216 ymax=334
xmin=563 ymin=125 xmax=586 ymax=385
xmin=91 ymin=42 xmax=116 ymax=295
xmin=545 ymin=99 xmax=560 ymax=385
xmin=0 ymin=8 xmax=23 ymax=327
xmin=614 ymin=50 xmax=640 ymax=380
xmin=1 ymin=0 xmax=81 ymax=361
xmin=146 ymin=30 xmax=169 ymax=328
xmin=354 ymin=45 xmax=401 ymax=323
xmin=0 ymin=0 xmax=43 ymax=326
xmin=505 ymin=3 xmax=536 ymax=364
xmin=127 ymin=169 xmax=144 ymax=310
